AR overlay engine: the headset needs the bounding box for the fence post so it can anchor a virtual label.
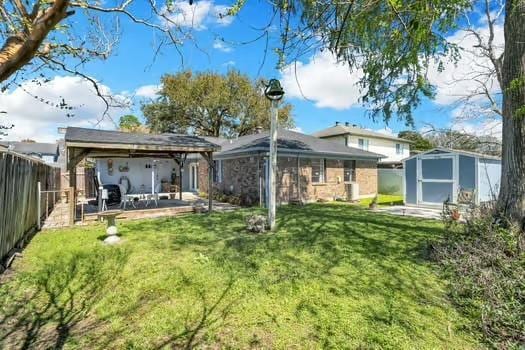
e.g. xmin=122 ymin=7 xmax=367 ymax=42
xmin=68 ymin=187 xmax=75 ymax=226
xmin=37 ymin=181 xmax=41 ymax=230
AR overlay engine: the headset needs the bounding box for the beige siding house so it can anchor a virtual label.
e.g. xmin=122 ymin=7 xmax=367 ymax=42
xmin=312 ymin=122 xmax=411 ymax=166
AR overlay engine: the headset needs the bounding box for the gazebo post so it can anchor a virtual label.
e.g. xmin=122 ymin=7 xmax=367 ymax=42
xmin=173 ymin=153 xmax=187 ymax=201
xmin=207 ymin=151 xmax=213 ymax=213
xmin=67 ymin=147 xmax=89 ymax=226
xmin=200 ymin=151 xmax=214 ymax=213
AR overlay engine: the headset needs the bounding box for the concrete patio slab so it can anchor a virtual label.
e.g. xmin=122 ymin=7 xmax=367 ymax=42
xmin=372 ymin=206 xmax=443 ymax=220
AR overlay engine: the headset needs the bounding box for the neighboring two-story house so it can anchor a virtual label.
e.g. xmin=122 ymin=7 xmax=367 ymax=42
xmin=312 ymin=122 xmax=411 ymax=168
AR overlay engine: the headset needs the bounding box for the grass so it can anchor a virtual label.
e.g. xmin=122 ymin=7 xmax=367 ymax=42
xmin=359 ymin=194 xmax=404 ymax=207
xmin=0 ymin=204 xmax=480 ymax=349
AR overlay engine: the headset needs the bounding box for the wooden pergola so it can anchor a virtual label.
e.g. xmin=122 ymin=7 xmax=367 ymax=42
xmin=65 ymin=127 xmax=220 ymax=223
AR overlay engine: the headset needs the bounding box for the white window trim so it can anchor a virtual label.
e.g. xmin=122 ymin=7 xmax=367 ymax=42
xmin=358 ymin=138 xmax=369 ymax=151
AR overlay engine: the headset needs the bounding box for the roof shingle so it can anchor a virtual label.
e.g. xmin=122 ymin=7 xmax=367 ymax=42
xmin=215 ymin=129 xmax=384 ymax=159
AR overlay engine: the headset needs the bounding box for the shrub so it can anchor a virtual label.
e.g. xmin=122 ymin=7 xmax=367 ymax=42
xmin=432 ymin=205 xmax=525 ymax=349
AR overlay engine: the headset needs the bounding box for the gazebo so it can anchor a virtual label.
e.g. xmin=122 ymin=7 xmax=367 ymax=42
xmin=65 ymin=127 xmax=220 ymax=223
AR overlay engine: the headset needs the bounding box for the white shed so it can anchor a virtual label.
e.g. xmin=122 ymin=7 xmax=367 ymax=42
xmin=403 ymin=148 xmax=501 ymax=207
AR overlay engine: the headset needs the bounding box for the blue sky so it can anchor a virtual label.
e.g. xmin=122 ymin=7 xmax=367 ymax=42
xmin=0 ymin=0 xmax=503 ymax=142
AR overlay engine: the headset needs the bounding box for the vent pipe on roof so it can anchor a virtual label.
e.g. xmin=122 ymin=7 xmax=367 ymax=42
xmin=335 ymin=121 xmax=340 ymax=126
xmin=345 ymin=122 xmax=350 ymax=126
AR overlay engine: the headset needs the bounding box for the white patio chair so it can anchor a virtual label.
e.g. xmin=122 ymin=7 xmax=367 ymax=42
xmin=146 ymin=182 xmax=162 ymax=207
xmin=118 ymin=184 xmax=130 ymax=209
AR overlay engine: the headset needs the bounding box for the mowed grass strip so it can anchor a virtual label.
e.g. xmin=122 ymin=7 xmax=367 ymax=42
xmin=0 ymin=204 xmax=480 ymax=349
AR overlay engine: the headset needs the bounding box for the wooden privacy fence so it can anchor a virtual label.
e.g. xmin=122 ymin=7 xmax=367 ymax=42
xmin=0 ymin=149 xmax=61 ymax=265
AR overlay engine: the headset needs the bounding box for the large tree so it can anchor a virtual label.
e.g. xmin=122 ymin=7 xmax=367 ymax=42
xmin=142 ymin=70 xmax=294 ymax=137
xmin=0 ymin=0 xmax=229 ymax=107
xmin=273 ymin=0 xmax=524 ymax=226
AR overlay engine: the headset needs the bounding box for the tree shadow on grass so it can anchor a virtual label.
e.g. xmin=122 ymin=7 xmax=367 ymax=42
xmin=159 ymin=204 xmax=450 ymax=337
xmin=0 ymin=248 xmax=129 ymax=349
xmin=154 ymin=275 xmax=238 ymax=349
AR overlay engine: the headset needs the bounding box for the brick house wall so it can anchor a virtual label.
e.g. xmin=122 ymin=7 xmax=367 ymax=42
xmin=198 ymin=155 xmax=378 ymax=204
xmin=355 ymin=160 xmax=378 ymax=197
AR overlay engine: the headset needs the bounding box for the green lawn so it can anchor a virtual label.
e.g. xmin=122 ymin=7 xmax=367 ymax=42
xmin=0 ymin=204 xmax=479 ymax=349
xmin=359 ymin=194 xmax=405 ymax=207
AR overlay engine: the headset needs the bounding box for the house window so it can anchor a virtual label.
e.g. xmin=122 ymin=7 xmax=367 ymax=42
xmin=396 ymin=143 xmax=404 ymax=155
xmin=345 ymin=136 xmax=350 ymax=147
xmin=311 ymin=158 xmax=325 ymax=183
xmin=344 ymin=160 xmax=356 ymax=182
xmin=213 ymin=160 xmax=223 ymax=183
xmin=358 ymin=138 xmax=369 ymax=150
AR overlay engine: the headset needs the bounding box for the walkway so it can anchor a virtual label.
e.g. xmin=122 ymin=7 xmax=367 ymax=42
xmin=372 ymin=205 xmax=443 ymax=220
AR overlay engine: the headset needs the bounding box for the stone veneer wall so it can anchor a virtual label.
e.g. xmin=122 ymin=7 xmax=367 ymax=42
xmin=198 ymin=155 xmax=378 ymax=204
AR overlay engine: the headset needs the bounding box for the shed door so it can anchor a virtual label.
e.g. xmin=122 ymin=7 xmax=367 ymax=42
xmin=417 ymin=156 xmax=456 ymax=205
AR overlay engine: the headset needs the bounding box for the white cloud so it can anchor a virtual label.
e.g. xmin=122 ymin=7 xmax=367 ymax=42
xmin=427 ymin=23 xmax=504 ymax=106
xmin=280 ymin=51 xmax=363 ymax=110
xmin=135 ymin=84 xmax=160 ymax=99
xmin=222 ymin=60 xmax=236 ymax=67
xmin=162 ymin=1 xmax=233 ymax=30
xmin=370 ymin=127 xmax=396 ymax=137
xmin=213 ymin=40 xmax=232 ymax=53
xmin=212 ymin=5 xmax=234 ymax=26
xmin=450 ymin=115 xmax=502 ymax=140
xmin=0 ymin=76 xmax=129 ymax=142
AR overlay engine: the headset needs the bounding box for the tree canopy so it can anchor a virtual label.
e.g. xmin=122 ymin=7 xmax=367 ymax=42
xmin=398 ymin=131 xmax=434 ymax=152
xmin=119 ymin=115 xmax=143 ymax=132
xmin=142 ymin=70 xmax=294 ymax=137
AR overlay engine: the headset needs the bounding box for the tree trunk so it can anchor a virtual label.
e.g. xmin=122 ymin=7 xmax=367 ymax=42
xmin=496 ymin=0 xmax=525 ymax=229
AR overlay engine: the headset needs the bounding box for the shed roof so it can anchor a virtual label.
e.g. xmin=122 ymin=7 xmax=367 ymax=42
xmin=215 ymin=128 xmax=384 ymax=159
xmin=312 ymin=124 xmax=412 ymax=143
xmin=404 ymin=147 xmax=501 ymax=161
xmin=65 ymin=127 xmax=220 ymax=153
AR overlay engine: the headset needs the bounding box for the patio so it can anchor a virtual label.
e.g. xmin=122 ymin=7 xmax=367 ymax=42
xmin=63 ymin=127 xmax=221 ymax=226
xmin=80 ymin=193 xmax=238 ymax=222
xmin=42 ymin=192 xmax=238 ymax=228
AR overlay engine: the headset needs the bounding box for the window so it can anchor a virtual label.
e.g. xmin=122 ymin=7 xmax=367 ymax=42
xmin=344 ymin=160 xmax=356 ymax=182
xmin=358 ymin=138 xmax=369 ymax=150
xmin=213 ymin=160 xmax=223 ymax=183
xmin=345 ymin=136 xmax=350 ymax=147
xmin=396 ymin=143 xmax=404 ymax=155
xmin=311 ymin=159 xmax=325 ymax=183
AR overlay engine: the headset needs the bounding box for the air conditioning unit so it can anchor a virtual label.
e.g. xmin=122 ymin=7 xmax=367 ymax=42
xmin=349 ymin=182 xmax=359 ymax=201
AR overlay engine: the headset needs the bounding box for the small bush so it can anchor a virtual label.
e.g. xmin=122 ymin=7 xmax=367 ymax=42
xmin=432 ymin=205 xmax=525 ymax=349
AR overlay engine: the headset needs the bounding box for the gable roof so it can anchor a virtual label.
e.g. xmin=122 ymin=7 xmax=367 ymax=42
xmin=312 ymin=124 xmax=412 ymax=143
xmin=65 ymin=127 xmax=220 ymax=152
xmin=215 ymin=128 xmax=384 ymax=159
xmin=0 ymin=141 xmax=59 ymax=159
xmin=404 ymin=147 xmax=501 ymax=161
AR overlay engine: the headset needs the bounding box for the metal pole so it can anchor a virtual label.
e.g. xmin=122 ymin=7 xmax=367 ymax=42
xmin=98 ymin=185 xmax=103 ymax=212
xmin=37 ymin=181 xmax=41 ymax=230
xmin=151 ymin=163 xmax=155 ymax=194
xmin=268 ymin=99 xmax=278 ymax=230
